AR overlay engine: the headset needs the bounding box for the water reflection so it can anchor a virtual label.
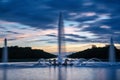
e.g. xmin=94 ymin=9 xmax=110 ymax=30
xmin=107 ymin=68 xmax=117 ymax=80
xmin=0 ymin=66 xmax=119 ymax=80
xmin=3 ymin=68 xmax=7 ymax=80
xmin=58 ymin=66 xmax=67 ymax=80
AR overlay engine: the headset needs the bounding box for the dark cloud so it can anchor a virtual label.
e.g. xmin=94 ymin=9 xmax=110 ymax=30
xmin=8 ymin=38 xmax=17 ymax=41
xmin=47 ymin=41 xmax=57 ymax=43
xmin=27 ymin=38 xmax=57 ymax=44
xmin=5 ymin=30 xmax=20 ymax=34
xmin=46 ymin=0 xmax=83 ymax=11
xmin=65 ymin=38 xmax=80 ymax=42
xmin=0 ymin=26 xmax=6 ymax=29
xmin=101 ymin=17 xmax=120 ymax=30
xmin=65 ymin=38 xmax=92 ymax=43
xmin=45 ymin=34 xmax=57 ymax=37
xmin=65 ymin=34 xmax=87 ymax=39
xmin=73 ymin=16 xmax=98 ymax=23
xmin=0 ymin=0 xmax=58 ymax=29
xmin=46 ymin=33 xmax=87 ymax=38
xmin=83 ymin=26 xmax=112 ymax=34
xmin=27 ymin=39 xmax=48 ymax=42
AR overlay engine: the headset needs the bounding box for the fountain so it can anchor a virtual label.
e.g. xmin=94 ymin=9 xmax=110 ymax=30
xmin=34 ymin=59 xmax=51 ymax=67
xmin=2 ymin=38 xmax=8 ymax=63
xmin=56 ymin=12 xmax=118 ymax=66
xmin=57 ymin=12 xmax=65 ymax=65
xmin=109 ymin=37 xmax=116 ymax=63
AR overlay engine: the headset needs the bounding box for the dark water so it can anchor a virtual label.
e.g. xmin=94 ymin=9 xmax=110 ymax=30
xmin=0 ymin=66 xmax=120 ymax=80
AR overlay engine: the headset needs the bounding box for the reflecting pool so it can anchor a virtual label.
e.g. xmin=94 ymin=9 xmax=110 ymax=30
xmin=0 ymin=64 xmax=120 ymax=80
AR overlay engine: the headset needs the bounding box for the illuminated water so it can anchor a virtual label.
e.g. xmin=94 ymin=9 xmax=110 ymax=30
xmin=0 ymin=63 xmax=120 ymax=80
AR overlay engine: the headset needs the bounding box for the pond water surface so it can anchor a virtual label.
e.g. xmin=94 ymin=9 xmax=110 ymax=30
xmin=0 ymin=65 xmax=120 ymax=80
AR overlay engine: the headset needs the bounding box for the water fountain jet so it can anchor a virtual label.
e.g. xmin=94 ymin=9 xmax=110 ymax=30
xmin=109 ymin=37 xmax=116 ymax=63
xmin=57 ymin=12 xmax=65 ymax=65
xmin=2 ymin=38 xmax=8 ymax=63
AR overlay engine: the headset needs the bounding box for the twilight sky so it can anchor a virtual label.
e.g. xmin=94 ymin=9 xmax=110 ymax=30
xmin=0 ymin=0 xmax=120 ymax=54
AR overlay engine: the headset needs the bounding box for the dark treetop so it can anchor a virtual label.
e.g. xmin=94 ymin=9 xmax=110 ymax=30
xmin=0 ymin=46 xmax=56 ymax=62
xmin=67 ymin=45 xmax=120 ymax=61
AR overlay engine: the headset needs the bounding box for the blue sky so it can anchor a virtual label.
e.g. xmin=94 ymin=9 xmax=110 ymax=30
xmin=0 ymin=0 xmax=120 ymax=53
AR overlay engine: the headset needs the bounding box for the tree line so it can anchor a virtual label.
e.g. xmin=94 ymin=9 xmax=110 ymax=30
xmin=0 ymin=46 xmax=56 ymax=62
xmin=67 ymin=45 xmax=120 ymax=61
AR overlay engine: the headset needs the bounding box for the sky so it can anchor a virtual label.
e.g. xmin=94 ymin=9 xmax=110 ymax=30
xmin=0 ymin=0 xmax=120 ymax=54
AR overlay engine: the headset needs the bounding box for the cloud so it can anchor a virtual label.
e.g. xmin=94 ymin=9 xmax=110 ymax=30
xmin=45 ymin=34 xmax=57 ymax=37
xmin=65 ymin=34 xmax=87 ymax=39
xmin=101 ymin=17 xmax=120 ymax=30
xmin=5 ymin=30 xmax=20 ymax=34
xmin=65 ymin=38 xmax=80 ymax=42
xmin=0 ymin=0 xmax=58 ymax=29
xmin=47 ymin=40 xmax=57 ymax=43
xmin=7 ymin=38 xmax=17 ymax=41
xmin=26 ymin=39 xmax=49 ymax=42
xmin=0 ymin=0 xmax=120 ymax=49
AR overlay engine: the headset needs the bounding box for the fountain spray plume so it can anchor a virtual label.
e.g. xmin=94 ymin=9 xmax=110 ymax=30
xmin=2 ymin=38 xmax=8 ymax=63
xmin=109 ymin=37 xmax=116 ymax=62
xmin=58 ymin=12 xmax=66 ymax=65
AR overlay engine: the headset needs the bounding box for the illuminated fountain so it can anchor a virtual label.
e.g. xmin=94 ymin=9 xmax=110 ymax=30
xmin=57 ymin=12 xmax=65 ymax=65
xmin=36 ymin=12 xmax=66 ymax=66
xmin=2 ymin=38 xmax=8 ymax=63
xmin=109 ymin=37 xmax=116 ymax=63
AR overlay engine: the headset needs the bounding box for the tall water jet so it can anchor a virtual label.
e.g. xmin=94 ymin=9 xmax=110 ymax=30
xmin=2 ymin=38 xmax=8 ymax=63
xmin=109 ymin=37 xmax=115 ymax=62
xmin=58 ymin=12 xmax=65 ymax=65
